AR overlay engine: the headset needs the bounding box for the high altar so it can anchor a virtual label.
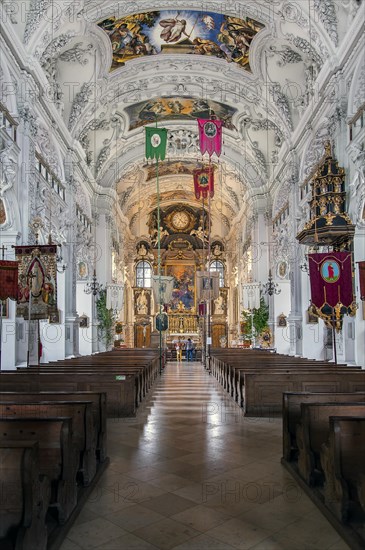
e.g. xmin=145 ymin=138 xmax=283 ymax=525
xmin=131 ymin=203 xmax=229 ymax=348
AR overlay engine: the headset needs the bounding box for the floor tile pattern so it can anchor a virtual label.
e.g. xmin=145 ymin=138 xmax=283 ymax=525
xmin=61 ymin=362 xmax=350 ymax=550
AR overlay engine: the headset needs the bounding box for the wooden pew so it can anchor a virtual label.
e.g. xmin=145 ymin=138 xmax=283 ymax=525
xmin=29 ymin=364 xmax=152 ymax=408
xmin=0 ymin=401 xmax=96 ymax=486
xmin=0 ymin=417 xmax=77 ymax=524
xmin=0 ymin=371 xmax=136 ymax=417
xmin=242 ymin=371 xmax=365 ymax=416
xmin=235 ymin=367 xmax=358 ymax=409
xmin=282 ymin=392 xmax=365 ymax=461
xmin=0 ymin=441 xmax=49 ymax=550
xmin=321 ymin=416 xmax=365 ymax=523
xmin=0 ymin=391 xmax=107 ymax=462
xmin=296 ymin=403 xmax=365 ymax=485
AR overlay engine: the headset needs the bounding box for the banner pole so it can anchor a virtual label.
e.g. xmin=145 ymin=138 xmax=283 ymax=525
xmin=332 ymin=312 xmax=337 ymax=365
xmin=202 ymin=193 xmax=206 ymax=368
xmin=156 ymin=152 xmax=163 ymax=374
xmin=27 ymin=276 xmax=33 ymax=368
xmin=207 ymin=166 xmax=212 ymax=373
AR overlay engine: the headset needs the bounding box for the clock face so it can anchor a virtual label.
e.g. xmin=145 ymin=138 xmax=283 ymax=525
xmin=171 ymin=211 xmax=190 ymax=230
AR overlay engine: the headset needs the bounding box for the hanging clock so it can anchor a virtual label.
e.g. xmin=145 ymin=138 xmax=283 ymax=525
xmin=171 ymin=211 xmax=190 ymax=231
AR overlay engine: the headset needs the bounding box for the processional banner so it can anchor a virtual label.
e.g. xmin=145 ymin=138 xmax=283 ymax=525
xmin=197 ymin=119 xmax=223 ymax=157
xmin=15 ymin=244 xmax=57 ymax=319
xmin=145 ymin=127 xmax=168 ymax=161
xmin=193 ymin=166 xmax=214 ymax=199
xmin=151 ymin=275 xmax=174 ymax=306
xmin=106 ymin=283 xmax=124 ymax=311
xmin=242 ymin=282 xmax=260 ymax=310
xmin=0 ymin=260 xmax=18 ymax=301
xmin=308 ymin=252 xmax=354 ymax=310
xmin=196 ymin=271 xmax=220 ymax=301
xmin=358 ymin=261 xmax=365 ymax=301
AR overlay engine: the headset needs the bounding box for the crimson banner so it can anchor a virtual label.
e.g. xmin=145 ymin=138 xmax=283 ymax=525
xmin=0 ymin=260 xmax=18 ymax=301
xmin=308 ymin=252 xmax=354 ymax=309
xmin=193 ymin=166 xmax=214 ymax=199
xmin=358 ymin=261 xmax=365 ymax=301
xmin=197 ymin=119 xmax=222 ymax=157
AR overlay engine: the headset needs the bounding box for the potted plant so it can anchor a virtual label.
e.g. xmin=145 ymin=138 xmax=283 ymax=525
xmin=241 ymin=297 xmax=269 ymax=348
xmin=95 ymin=289 xmax=115 ymax=350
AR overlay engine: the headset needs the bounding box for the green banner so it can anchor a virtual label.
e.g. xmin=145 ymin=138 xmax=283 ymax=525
xmin=145 ymin=127 xmax=167 ymax=161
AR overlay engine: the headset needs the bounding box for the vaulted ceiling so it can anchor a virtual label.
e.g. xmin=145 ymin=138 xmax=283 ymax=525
xmin=7 ymin=0 xmax=362 ymax=239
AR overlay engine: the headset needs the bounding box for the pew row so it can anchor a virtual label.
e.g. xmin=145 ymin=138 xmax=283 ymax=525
xmin=0 ymin=371 xmax=136 ymax=417
xmin=282 ymin=391 xmax=365 ymax=461
xmin=0 ymin=391 xmax=107 ymax=462
xmin=321 ymin=416 xmax=365 ymax=525
xmin=0 ymin=401 xmax=96 ymax=486
xmin=282 ymin=396 xmax=365 ymax=550
xmin=0 ymin=441 xmax=49 ymax=550
xmin=242 ymin=371 xmax=365 ymax=416
xmin=0 ymin=417 xmax=77 ymax=525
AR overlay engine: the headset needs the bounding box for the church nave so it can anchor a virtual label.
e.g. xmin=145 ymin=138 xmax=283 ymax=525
xmin=60 ymin=363 xmax=349 ymax=550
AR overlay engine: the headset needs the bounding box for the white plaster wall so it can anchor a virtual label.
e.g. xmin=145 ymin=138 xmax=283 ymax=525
xmin=1 ymin=298 xmax=17 ymax=370
xmin=39 ymin=269 xmax=66 ymax=362
xmin=300 ymin=270 xmax=326 ymax=360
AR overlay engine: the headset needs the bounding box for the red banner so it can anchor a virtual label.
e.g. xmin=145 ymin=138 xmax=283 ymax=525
xmin=0 ymin=260 xmax=18 ymax=301
xmin=193 ymin=166 xmax=214 ymax=199
xmin=198 ymin=119 xmax=222 ymax=157
xmin=359 ymin=261 xmax=365 ymax=301
xmin=308 ymin=252 xmax=354 ymax=309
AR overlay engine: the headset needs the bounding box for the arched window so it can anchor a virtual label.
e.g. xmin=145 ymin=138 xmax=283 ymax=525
xmin=210 ymin=260 xmax=225 ymax=287
xmin=136 ymin=261 xmax=152 ymax=288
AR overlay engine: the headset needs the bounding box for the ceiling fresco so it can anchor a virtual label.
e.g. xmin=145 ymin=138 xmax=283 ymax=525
xmin=126 ymin=96 xmax=237 ymax=131
xmin=98 ymin=11 xmax=265 ymax=71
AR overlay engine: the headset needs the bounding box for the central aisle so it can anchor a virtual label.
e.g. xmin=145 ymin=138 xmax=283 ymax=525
xmin=61 ymin=363 xmax=348 ymax=550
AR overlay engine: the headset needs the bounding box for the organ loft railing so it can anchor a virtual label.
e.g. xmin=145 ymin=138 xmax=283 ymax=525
xmin=168 ymin=314 xmax=198 ymax=334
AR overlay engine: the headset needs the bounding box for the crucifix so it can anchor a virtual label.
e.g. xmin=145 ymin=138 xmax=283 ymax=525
xmin=0 ymin=244 xmax=7 ymax=259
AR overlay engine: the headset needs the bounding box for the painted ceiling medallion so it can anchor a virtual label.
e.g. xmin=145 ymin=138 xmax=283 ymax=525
xmin=98 ymin=11 xmax=265 ymax=72
xmin=126 ymin=96 xmax=237 ymax=131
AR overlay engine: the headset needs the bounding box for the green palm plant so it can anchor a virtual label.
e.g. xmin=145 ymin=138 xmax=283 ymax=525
xmin=95 ymin=289 xmax=115 ymax=348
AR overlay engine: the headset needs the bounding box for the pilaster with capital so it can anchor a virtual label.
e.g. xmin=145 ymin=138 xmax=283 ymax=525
xmin=63 ymin=165 xmax=80 ymax=358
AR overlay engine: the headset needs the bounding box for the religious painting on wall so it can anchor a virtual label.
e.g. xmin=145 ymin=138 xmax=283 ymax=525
xmin=78 ymin=261 xmax=88 ymax=280
xmin=98 ymin=11 xmax=265 ymax=72
xmin=15 ymin=244 xmax=58 ymax=320
xmin=277 ymin=260 xmax=288 ymax=279
xmin=126 ymin=96 xmax=237 ymax=131
xmin=165 ymin=263 xmax=195 ymax=312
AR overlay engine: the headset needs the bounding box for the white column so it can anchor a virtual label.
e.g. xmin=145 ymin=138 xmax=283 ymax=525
xmin=353 ymin=228 xmax=365 ymax=366
xmin=39 ymin=269 xmax=66 ymax=362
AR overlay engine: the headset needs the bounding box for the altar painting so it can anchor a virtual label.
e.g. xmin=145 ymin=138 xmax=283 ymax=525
xmin=126 ymin=96 xmax=237 ymax=131
xmin=166 ymin=264 xmax=195 ymax=312
xmin=98 ymin=11 xmax=264 ymax=72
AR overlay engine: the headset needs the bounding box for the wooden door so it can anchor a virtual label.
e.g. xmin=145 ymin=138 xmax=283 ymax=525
xmin=212 ymin=323 xmax=226 ymax=348
xmin=135 ymin=324 xmax=151 ymax=348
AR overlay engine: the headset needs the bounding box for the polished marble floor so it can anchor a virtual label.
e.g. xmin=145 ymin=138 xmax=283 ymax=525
xmin=60 ymin=362 xmax=350 ymax=550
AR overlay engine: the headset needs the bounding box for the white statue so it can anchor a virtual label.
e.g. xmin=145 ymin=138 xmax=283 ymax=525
xmin=136 ymin=289 xmax=148 ymax=315
xmin=348 ymin=143 xmax=365 ymax=223
xmin=214 ymin=293 xmax=225 ymax=315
